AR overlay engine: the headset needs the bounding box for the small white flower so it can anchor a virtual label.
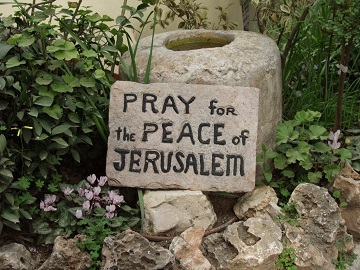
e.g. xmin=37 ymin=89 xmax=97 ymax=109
xmin=63 ymin=187 xmax=74 ymax=196
xmin=93 ymin=186 xmax=101 ymax=196
xmin=86 ymin=174 xmax=97 ymax=184
xmin=83 ymin=200 xmax=91 ymax=211
xmin=75 ymin=209 xmax=83 ymax=219
xmin=98 ymin=176 xmax=107 ymax=186
xmin=85 ymin=190 xmax=94 ymax=200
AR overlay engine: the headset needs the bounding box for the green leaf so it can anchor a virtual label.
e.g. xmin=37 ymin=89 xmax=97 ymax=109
xmin=332 ymin=190 xmax=341 ymax=199
xmin=282 ymin=170 xmax=295 ymax=178
xmin=79 ymin=77 xmax=96 ymax=87
xmin=52 ymin=124 xmax=71 ymax=135
xmin=36 ymin=74 xmax=53 ymax=85
xmin=276 ymin=123 xmax=299 ymax=145
xmin=82 ymin=49 xmax=97 ymax=58
xmin=264 ymin=172 xmax=272 ymax=182
xmin=274 ymin=153 xmax=288 ymax=169
xmin=70 ymin=149 xmax=80 ymax=163
xmin=334 ymin=148 xmax=352 ymax=162
xmin=308 ymin=171 xmax=322 ymax=184
xmin=309 ymin=125 xmax=327 ymax=140
xmin=294 ymin=110 xmax=321 ymax=124
xmin=39 ymin=150 xmax=48 ymax=161
xmin=2 ymin=219 xmax=20 ymax=230
xmin=55 ymin=49 xmax=78 ymax=60
xmin=62 ymin=75 xmax=80 ymax=87
xmin=43 ymin=105 xmax=63 ymax=119
xmin=1 ymin=210 xmax=20 ymax=223
xmin=5 ymin=193 xmax=14 ymax=205
xmin=93 ymin=69 xmax=105 ymax=79
xmin=18 ymin=35 xmax=36 ymax=47
xmin=0 ymin=169 xmax=13 ymax=179
xmin=51 ymin=83 xmax=73 ymax=93
xmin=0 ymin=43 xmax=14 ymax=59
xmin=0 ymin=134 xmax=7 ymax=152
xmin=300 ymin=155 xmax=313 ymax=170
xmin=324 ymin=164 xmax=341 ymax=182
xmin=51 ymin=137 xmax=69 ymax=147
xmin=6 ymin=56 xmax=26 ymax=68
xmin=0 ymin=77 xmax=5 ymax=90
xmin=34 ymin=96 xmax=54 ymax=107
xmin=28 ymin=107 xmax=38 ymax=117
xmin=313 ymin=142 xmax=331 ymax=153
xmin=19 ymin=208 xmax=32 ymax=220
xmin=68 ymin=113 xmax=81 ymax=123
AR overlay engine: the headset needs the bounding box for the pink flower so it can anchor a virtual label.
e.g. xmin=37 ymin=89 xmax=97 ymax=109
xmin=63 ymin=187 xmax=74 ymax=196
xmin=98 ymin=176 xmax=107 ymax=186
xmin=328 ymin=130 xmax=341 ymax=149
xmin=85 ymin=190 xmax=94 ymax=200
xmin=77 ymin=188 xmax=85 ymax=197
xmin=75 ymin=209 xmax=83 ymax=219
xmin=94 ymin=202 xmax=101 ymax=209
xmin=107 ymin=190 xmax=124 ymax=205
xmin=104 ymin=212 xmax=115 ymax=219
xmin=93 ymin=186 xmax=101 ymax=196
xmin=40 ymin=195 xmax=57 ymax=212
xmin=83 ymin=200 xmax=91 ymax=211
xmin=86 ymin=174 xmax=97 ymax=184
xmin=43 ymin=205 xmax=57 ymax=212
xmin=106 ymin=204 xmax=116 ymax=213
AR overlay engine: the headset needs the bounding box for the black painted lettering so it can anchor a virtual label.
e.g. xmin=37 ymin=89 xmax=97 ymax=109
xmin=199 ymin=153 xmax=210 ymax=176
xmin=123 ymin=94 xmax=137 ymax=112
xmin=160 ymin=151 xmax=173 ymax=173
xmin=227 ymin=107 xmax=237 ymax=116
xmin=129 ymin=150 xmax=141 ymax=173
xmin=184 ymin=153 xmax=198 ymax=174
xmin=178 ymin=95 xmax=196 ymax=114
xmin=116 ymin=127 xmax=122 ymax=141
xmin=198 ymin=123 xmax=210 ymax=144
xmin=173 ymin=151 xmax=185 ymax=173
xmin=113 ymin=148 xmax=130 ymax=171
xmin=142 ymin=123 xmax=158 ymax=142
xmin=162 ymin=122 xmax=173 ymax=143
xmin=144 ymin=150 xmax=160 ymax=173
xmin=214 ymin=123 xmax=226 ymax=145
xmin=142 ymin=94 xmax=159 ymax=113
xmin=162 ymin=96 xmax=179 ymax=114
xmin=212 ymin=153 xmax=224 ymax=176
xmin=177 ymin=123 xmax=195 ymax=145
xmin=226 ymin=155 xmax=245 ymax=176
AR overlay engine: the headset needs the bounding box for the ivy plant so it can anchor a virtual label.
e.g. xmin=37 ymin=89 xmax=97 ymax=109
xmin=257 ymin=110 xmax=352 ymax=200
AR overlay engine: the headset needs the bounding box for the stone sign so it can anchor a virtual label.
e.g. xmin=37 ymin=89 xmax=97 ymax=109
xmin=106 ymin=81 xmax=259 ymax=193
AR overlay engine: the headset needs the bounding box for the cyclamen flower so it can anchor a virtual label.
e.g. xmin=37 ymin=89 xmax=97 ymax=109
xmin=75 ymin=209 xmax=83 ymax=219
xmin=77 ymin=188 xmax=85 ymax=197
xmin=85 ymin=190 xmax=94 ymax=200
xmin=40 ymin=195 xmax=57 ymax=212
xmin=93 ymin=186 xmax=101 ymax=196
xmin=105 ymin=204 xmax=116 ymax=219
xmin=86 ymin=174 xmax=97 ymax=185
xmin=98 ymin=176 xmax=107 ymax=186
xmin=328 ymin=130 xmax=341 ymax=149
xmin=83 ymin=200 xmax=91 ymax=211
xmin=107 ymin=190 xmax=124 ymax=205
xmin=63 ymin=187 xmax=74 ymax=196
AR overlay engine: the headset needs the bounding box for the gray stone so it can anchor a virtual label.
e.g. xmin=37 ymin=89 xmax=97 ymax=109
xmin=127 ymin=30 xmax=282 ymax=176
xmin=38 ymin=235 xmax=90 ymax=270
xmin=107 ymin=81 xmax=259 ymax=193
xmin=202 ymin=216 xmax=283 ymax=270
xmin=143 ymin=190 xmax=217 ymax=234
xmin=101 ymin=230 xmax=174 ymax=270
xmin=330 ymin=163 xmax=360 ymax=238
xmin=233 ymin=186 xmax=281 ymax=221
xmin=170 ymin=227 xmax=211 ymax=270
xmin=347 ymin=241 xmax=360 ymax=270
xmin=0 ymin=243 xmax=35 ymax=270
xmin=284 ymin=183 xmax=354 ymax=270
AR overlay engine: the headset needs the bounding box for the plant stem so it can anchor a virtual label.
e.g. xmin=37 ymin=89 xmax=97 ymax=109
xmin=64 ymin=0 xmax=83 ymax=40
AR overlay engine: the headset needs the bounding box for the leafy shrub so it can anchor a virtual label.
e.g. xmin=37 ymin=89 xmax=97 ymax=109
xmin=0 ymin=0 xmax=153 ymax=233
xmin=257 ymin=110 xmax=352 ymax=201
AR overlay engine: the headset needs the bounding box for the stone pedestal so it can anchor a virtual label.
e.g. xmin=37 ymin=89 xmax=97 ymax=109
xmin=130 ymin=29 xmax=282 ymax=170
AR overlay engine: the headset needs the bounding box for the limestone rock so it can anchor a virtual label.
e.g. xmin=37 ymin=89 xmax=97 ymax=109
xmin=143 ymin=190 xmax=217 ymax=234
xmin=202 ymin=216 xmax=283 ymax=270
xmin=233 ymin=186 xmax=280 ymax=220
xmin=330 ymin=163 xmax=360 ymax=238
xmin=38 ymin=235 xmax=90 ymax=270
xmin=130 ymin=30 xmax=282 ymax=176
xmin=170 ymin=227 xmax=211 ymax=270
xmin=101 ymin=230 xmax=174 ymax=270
xmin=284 ymin=183 xmax=354 ymax=270
xmin=0 ymin=243 xmax=35 ymax=270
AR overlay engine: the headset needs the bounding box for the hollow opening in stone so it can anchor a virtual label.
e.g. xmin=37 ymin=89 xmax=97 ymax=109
xmin=165 ymin=32 xmax=234 ymax=51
